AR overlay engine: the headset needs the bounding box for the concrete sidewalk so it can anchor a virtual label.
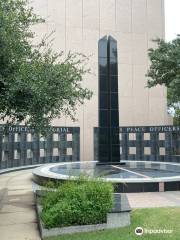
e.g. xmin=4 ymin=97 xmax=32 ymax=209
xmin=0 ymin=170 xmax=40 ymax=240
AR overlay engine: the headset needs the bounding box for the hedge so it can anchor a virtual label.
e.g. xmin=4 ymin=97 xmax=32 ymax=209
xmin=40 ymin=178 xmax=114 ymax=228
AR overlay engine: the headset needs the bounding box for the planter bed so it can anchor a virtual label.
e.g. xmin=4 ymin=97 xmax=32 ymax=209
xmin=35 ymin=191 xmax=131 ymax=239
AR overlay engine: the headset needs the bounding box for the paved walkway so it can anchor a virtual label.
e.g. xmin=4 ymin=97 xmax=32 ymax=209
xmin=0 ymin=169 xmax=180 ymax=240
xmin=127 ymin=191 xmax=180 ymax=208
xmin=0 ymin=170 xmax=40 ymax=240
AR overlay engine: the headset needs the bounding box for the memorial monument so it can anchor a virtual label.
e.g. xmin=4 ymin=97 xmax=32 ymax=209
xmin=98 ymin=36 xmax=120 ymax=164
xmin=33 ymin=37 xmax=180 ymax=193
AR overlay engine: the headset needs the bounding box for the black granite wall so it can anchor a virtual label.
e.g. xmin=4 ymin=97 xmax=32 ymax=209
xmin=0 ymin=125 xmax=80 ymax=170
xmin=94 ymin=126 xmax=180 ymax=163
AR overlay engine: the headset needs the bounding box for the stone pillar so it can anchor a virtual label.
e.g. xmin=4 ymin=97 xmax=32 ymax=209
xmin=98 ymin=36 xmax=120 ymax=164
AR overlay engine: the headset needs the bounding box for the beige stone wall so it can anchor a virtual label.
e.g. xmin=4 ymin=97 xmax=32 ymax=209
xmin=30 ymin=0 xmax=172 ymax=161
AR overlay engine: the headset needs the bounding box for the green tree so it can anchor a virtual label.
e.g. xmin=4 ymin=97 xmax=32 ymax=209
xmin=147 ymin=37 xmax=180 ymax=124
xmin=0 ymin=0 xmax=92 ymax=134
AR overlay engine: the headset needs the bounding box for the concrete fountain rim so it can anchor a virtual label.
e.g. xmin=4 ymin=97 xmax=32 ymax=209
xmin=32 ymin=160 xmax=180 ymax=183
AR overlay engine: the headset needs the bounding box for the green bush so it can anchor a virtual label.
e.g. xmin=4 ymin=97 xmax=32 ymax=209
xmin=40 ymin=178 xmax=114 ymax=228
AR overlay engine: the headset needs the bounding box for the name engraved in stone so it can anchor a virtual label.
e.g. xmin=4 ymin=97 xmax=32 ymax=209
xmin=119 ymin=126 xmax=180 ymax=133
xmin=0 ymin=125 xmax=72 ymax=133
xmin=52 ymin=127 xmax=70 ymax=133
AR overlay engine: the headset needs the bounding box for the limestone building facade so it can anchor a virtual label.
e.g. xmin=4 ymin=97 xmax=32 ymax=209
xmin=31 ymin=0 xmax=172 ymax=161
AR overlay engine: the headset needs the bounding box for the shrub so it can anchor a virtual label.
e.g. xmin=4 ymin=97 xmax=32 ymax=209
xmin=40 ymin=178 xmax=114 ymax=228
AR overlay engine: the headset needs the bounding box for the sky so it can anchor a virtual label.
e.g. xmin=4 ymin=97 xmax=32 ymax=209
xmin=165 ymin=0 xmax=180 ymax=41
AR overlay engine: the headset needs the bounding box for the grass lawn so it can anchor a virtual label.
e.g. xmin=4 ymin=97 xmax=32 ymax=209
xmin=45 ymin=207 xmax=180 ymax=240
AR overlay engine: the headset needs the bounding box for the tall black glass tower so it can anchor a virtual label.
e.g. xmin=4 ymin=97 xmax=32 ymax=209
xmin=98 ymin=35 xmax=120 ymax=164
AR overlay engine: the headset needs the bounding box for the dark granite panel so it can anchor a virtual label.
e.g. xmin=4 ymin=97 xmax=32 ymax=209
xmin=110 ymin=75 xmax=118 ymax=92
xmin=99 ymin=74 xmax=109 ymax=92
xmin=99 ymin=110 xmax=109 ymax=127
xmin=100 ymin=93 xmax=109 ymax=109
xmin=111 ymin=93 xmax=118 ymax=109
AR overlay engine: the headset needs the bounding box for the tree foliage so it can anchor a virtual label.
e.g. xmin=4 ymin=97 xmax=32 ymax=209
xmin=0 ymin=0 xmax=92 ymax=134
xmin=147 ymin=37 xmax=180 ymax=124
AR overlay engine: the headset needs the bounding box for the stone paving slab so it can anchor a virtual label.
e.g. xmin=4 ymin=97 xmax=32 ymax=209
xmin=0 ymin=211 xmax=37 ymax=226
xmin=127 ymin=191 xmax=180 ymax=208
xmin=0 ymin=223 xmax=40 ymax=240
xmin=0 ymin=204 xmax=34 ymax=213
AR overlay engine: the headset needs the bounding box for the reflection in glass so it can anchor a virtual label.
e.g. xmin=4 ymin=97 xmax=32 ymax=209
xmin=99 ymin=57 xmax=108 ymax=75
xmin=98 ymin=38 xmax=108 ymax=58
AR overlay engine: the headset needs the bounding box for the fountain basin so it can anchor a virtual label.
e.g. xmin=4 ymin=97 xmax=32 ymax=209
xmin=33 ymin=161 xmax=180 ymax=193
